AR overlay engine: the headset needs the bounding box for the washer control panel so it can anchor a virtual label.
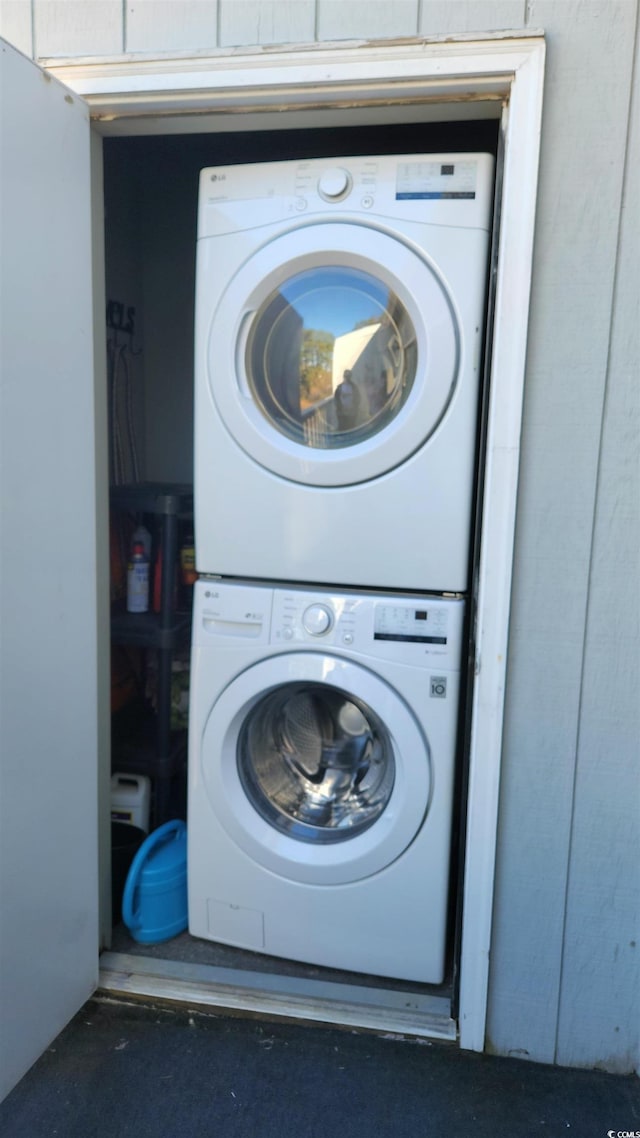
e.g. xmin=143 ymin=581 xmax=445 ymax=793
xmin=194 ymin=580 xmax=465 ymax=666
xmin=374 ymin=603 xmax=448 ymax=645
xmin=268 ymin=585 xmax=464 ymax=665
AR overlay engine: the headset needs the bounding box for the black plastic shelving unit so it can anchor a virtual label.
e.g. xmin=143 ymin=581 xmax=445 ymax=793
xmin=110 ymin=482 xmax=193 ymax=825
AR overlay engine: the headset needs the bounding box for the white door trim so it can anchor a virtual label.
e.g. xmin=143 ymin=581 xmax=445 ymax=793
xmin=48 ymin=34 xmax=546 ymax=1053
xmin=44 ymin=35 xmax=538 ymax=132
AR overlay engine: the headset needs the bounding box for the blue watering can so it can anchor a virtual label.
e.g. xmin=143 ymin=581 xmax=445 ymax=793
xmin=122 ymin=819 xmax=188 ymax=944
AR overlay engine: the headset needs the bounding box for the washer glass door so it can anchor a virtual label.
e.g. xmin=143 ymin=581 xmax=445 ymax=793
xmin=201 ymin=653 xmax=432 ymax=885
xmin=238 ymin=680 xmax=395 ymax=842
xmin=207 ymin=222 xmax=459 ymax=487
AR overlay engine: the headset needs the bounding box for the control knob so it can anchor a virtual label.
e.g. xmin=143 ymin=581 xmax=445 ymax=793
xmin=318 ymin=167 xmax=351 ymax=201
xmin=302 ymin=604 xmax=333 ymax=636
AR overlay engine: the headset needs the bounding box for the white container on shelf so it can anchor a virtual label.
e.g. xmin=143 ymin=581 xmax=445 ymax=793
xmin=111 ymin=773 xmax=151 ymax=832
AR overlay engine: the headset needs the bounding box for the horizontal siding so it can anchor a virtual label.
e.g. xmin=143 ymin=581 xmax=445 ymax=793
xmin=3 ymin=0 xmax=531 ymax=59
xmin=126 ymin=1 xmax=218 ymax=54
xmin=35 ymin=0 xmax=122 ymax=58
xmin=0 ymin=0 xmax=531 ymax=57
xmin=2 ymin=0 xmax=530 ymax=58
xmin=0 ymin=0 xmax=32 ymax=55
xmin=316 ymin=0 xmax=418 ymax=40
xmin=418 ymin=0 xmax=526 ymax=34
xmin=486 ymin=0 xmax=638 ymax=1068
xmin=555 ymin=6 xmax=640 ymax=1073
xmin=220 ymin=0 xmax=315 ymax=46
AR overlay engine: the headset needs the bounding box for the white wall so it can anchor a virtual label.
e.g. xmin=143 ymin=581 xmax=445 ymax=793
xmin=2 ymin=0 xmax=638 ymax=1073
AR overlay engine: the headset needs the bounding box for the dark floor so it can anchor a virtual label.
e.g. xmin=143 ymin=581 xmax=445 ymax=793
xmin=109 ymin=920 xmax=448 ymax=996
xmin=1 ymin=997 xmax=638 ymax=1138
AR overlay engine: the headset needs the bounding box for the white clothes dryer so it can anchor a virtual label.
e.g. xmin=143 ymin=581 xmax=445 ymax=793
xmin=188 ymin=577 xmax=465 ymax=984
xmin=194 ymin=153 xmax=494 ymax=592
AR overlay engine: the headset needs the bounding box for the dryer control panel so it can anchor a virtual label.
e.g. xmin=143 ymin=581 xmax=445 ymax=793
xmin=198 ymin=152 xmax=495 ymax=238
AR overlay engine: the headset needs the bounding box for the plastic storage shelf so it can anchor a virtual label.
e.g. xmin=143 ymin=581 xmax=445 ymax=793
xmin=110 ymin=482 xmax=193 ymax=825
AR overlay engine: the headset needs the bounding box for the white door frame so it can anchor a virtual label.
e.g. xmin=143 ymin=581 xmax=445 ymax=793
xmin=48 ymin=34 xmax=546 ymax=1053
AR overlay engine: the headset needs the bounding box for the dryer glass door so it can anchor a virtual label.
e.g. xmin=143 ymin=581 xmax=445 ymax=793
xmin=207 ymin=223 xmax=459 ymax=487
xmin=245 ymin=267 xmax=417 ymax=450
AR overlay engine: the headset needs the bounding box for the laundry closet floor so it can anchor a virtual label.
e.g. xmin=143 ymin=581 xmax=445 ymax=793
xmin=102 ymin=924 xmax=455 ymax=1041
xmin=2 ymin=997 xmax=637 ymax=1138
xmin=109 ymin=922 xmax=445 ymax=994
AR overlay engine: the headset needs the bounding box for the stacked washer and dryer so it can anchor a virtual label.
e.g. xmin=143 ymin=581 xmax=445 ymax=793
xmin=188 ymin=154 xmax=494 ymax=984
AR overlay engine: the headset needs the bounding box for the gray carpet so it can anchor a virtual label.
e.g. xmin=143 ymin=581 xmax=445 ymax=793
xmin=1 ymin=997 xmax=638 ymax=1137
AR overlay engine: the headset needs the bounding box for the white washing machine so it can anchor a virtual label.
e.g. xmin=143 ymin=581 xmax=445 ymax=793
xmin=188 ymin=577 xmax=465 ymax=984
xmin=194 ymin=152 xmax=494 ymax=592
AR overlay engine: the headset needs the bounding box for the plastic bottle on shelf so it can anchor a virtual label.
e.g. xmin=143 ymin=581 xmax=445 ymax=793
xmin=180 ymin=534 xmax=197 ymax=587
xmin=152 ymin=544 xmax=178 ymax=614
xmin=127 ymin=541 xmax=150 ymax=613
xmin=131 ymin=522 xmax=152 ymax=560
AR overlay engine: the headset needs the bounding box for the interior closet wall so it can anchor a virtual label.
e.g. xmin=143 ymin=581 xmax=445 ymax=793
xmin=104 ymin=147 xmax=146 ymax=484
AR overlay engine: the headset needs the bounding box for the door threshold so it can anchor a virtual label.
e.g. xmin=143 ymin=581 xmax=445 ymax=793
xmin=99 ymin=951 xmax=457 ymax=1042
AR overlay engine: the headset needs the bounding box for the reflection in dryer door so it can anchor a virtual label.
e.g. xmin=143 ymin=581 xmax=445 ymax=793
xmin=245 ymin=267 xmax=417 ymax=449
xmin=237 ymin=682 xmax=395 ymax=842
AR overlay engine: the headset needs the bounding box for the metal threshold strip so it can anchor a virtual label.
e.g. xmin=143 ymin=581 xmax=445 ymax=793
xmin=99 ymin=952 xmax=457 ymax=1041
